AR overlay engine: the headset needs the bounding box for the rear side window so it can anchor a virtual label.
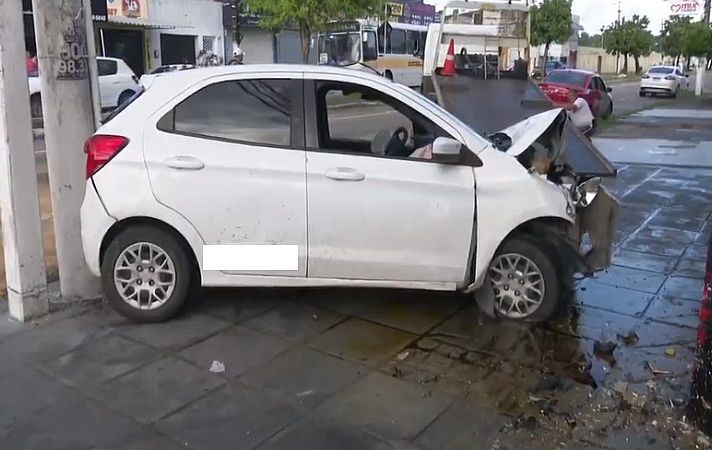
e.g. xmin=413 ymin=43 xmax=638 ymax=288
xmin=98 ymin=59 xmax=118 ymax=76
xmin=544 ymin=71 xmax=587 ymax=86
xmin=172 ymin=79 xmax=292 ymax=147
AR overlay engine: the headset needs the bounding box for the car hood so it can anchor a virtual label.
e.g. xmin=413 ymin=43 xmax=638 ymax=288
xmin=500 ymin=108 xmax=566 ymax=158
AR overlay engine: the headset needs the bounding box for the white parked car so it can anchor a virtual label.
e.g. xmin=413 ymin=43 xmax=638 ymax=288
xmin=139 ymin=64 xmax=195 ymax=86
xmin=640 ymin=65 xmax=689 ymax=98
xmin=29 ymin=56 xmax=140 ymax=119
xmin=81 ymin=65 xmax=617 ymax=323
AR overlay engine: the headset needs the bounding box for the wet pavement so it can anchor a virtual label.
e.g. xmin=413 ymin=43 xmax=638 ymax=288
xmin=0 ymin=163 xmax=710 ymax=448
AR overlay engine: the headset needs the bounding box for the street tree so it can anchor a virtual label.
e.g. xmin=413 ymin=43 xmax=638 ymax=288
xmin=681 ymin=20 xmax=712 ymax=62
xmin=243 ymin=0 xmax=385 ymax=62
xmin=579 ymin=31 xmax=603 ymax=48
xmin=661 ymin=16 xmax=693 ymax=66
xmin=602 ymin=15 xmax=653 ymax=74
xmin=531 ymin=0 xmax=572 ymax=75
xmin=629 ymin=15 xmax=654 ymax=74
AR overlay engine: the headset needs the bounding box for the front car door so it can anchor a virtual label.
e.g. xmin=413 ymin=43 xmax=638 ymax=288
xmin=142 ymin=73 xmax=308 ymax=277
xmin=303 ymin=73 xmax=476 ymax=283
xmin=595 ymin=77 xmax=612 ymax=116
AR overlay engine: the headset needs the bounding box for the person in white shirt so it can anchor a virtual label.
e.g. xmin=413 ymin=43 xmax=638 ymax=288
xmin=564 ymin=91 xmax=595 ymax=135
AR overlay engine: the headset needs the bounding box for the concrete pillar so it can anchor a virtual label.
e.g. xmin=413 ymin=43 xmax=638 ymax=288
xmin=0 ymin=0 xmax=50 ymax=320
xmin=32 ymin=0 xmax=102 ymax=300
xmin=696 ymin=58 xmax=706 ymax=97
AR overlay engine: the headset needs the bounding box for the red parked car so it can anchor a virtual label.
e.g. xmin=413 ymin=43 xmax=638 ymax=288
xmin=539 ymin=69 xmax=614 ymax=119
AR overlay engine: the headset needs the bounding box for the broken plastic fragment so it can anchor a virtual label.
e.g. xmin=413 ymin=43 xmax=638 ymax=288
xmin=209 ymin=360 xmax=225 ymax=373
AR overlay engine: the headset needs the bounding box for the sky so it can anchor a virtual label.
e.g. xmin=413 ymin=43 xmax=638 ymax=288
xmin=425 ymin=0 xmax=704 ymax=36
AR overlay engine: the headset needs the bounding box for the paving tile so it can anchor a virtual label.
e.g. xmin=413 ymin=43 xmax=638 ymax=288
xmin=589 ymin=266 xmax=667 ymax=295
xmin=645 ymin=296 xmax=700 ymax=328
xmin=309 ymin=318 xmax=416 ymax=367
xmin=548 ymin=305 xmax=639 ymax=342
xmin=414 ymin=397 xmax=508 ymax=450
xmin=39 ymin=331 xmax=158 ymax=388
xmin=241 ymin=347 xmax=366 ymax=410
xmin=673 ymin=244 xmax=708 ymax=278
xmin=0 ymin=396 xmax=160 ymax=449
xmin=311 ymin=290 xmax=466 ymax=334
xmin=156 ymin=382 xmax=300 ymax=450
xmin=316 ymin=371 xmax=452 ymax=440
xmin=76 ymin=303 xmax=134 ymax=328
xmin=243 ymin=303 xmax=345 ymax=342
xmin=574 ymin=280 xmax=653 ymax=317
xmin=260 ymin=418 xmax=392 ymax=450
xmin=179 ymin=325 xmax=291 ymax=378
xmin=612 ymin=249 xmax=678 ymax=275
xmin=0 ymin=312 xmax=30 ymax=339
xmin=659 ymin=276 xmax=705 ymax=301
xmin=634 ymin=319 xmax=697 ymax=348
xmin=0 ymin=316 xmax=102 ymax=367
xmin=0 ymin=366 xmax=76 ymax=432
xmin=198 ymin=290 xmax=282 ymax=323
xmin=648 ymin=209 xmax=706 ymax=233
xmin=114 ymin=310 xmax=231 ymax=351
xmin=94 ymin=356 xmax=225 ymax=423
xmin=623 ymin=227 xmax=696 ymax=258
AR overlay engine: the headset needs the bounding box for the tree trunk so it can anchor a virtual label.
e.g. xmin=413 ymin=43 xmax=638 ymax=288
xmin=542 ymin=41 xmax=550 ymax=76
xmin=623 ymin=54 xmax=628 ymax=74
xmin=300 ymin=24 xmax=311 ymax=63
xmin=686 ymin=56 xmax=691 ymax=72
xmin=634 ymin=55 xmax=641 ymax=74
xmin=675 ymin=54 xmax=680 ymax=67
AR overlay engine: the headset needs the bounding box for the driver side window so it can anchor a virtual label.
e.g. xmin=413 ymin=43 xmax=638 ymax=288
xmin=314 ymin=81 xmax=453 ymax=161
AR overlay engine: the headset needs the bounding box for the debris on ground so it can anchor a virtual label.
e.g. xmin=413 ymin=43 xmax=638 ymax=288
xmin=397 ymin=351 xmax=410 ymax=361
xmin=665 ymin=347 xmax=677 ymax=357
xmin=209 ymin=360 xmax=225 ymax=373
xmin=648 ymin=362 xmax=672 ymax=376
xmin=613 ymin=381 xmax=629 ymax=394
xmin=618 ymin=331 xmax=640 ymax=346
xmin=594 ymin=339 xmax=618 ymax=355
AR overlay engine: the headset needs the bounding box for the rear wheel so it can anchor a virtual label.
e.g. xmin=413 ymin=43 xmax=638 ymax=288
xmin=101 ymin=226 xmax=193 ymax=323
xmin=487 ymin=236 xmax=560 ymax=323
xmin=385 ymin=70 xmax=394 ymax=81
xmin=672 ymin=87 xmax=679 ymax=99
xmin=639 ymin=91 xmax=646 ymax=97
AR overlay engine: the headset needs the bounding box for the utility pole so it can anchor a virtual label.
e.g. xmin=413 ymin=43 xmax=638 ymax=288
xmin=0 ymin=0 xmax=49 ymax=321
xmin=615 ymin=0 xmax=621 ymax=74
xmin=31 ymin=0 xmax=102 ymax=299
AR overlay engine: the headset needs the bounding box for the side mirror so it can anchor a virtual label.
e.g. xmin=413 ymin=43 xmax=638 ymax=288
xmin=432 ymin=137 xmax=462 ymax=163
xmin=606 ymin=87 xmax=613 ymax=93
xmin=686 ymin=74 xmax=690 ymax=78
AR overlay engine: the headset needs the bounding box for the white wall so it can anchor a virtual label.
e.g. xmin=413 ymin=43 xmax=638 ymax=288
xmin=146 ymin=0 xmax=224 ymax=71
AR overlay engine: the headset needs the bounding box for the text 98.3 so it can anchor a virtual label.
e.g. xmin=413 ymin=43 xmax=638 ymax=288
xmin=56 ymin=41 xmax=88 ymax=80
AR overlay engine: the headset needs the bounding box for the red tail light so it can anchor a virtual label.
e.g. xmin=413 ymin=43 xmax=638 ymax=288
xmin=665 ymin=75 xmax=676 ymax=81
xmin=84 ymin=135 xmax=129 ymax=179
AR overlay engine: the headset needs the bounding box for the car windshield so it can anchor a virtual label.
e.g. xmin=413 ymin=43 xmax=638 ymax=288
xmin=318 ymin=31 xmax=362 ymax=67
xmin=648 ymin=67 xmax=675 ymax=75
xmin=544 ymin=72 xmax=587 ymax=86
xmin=546 ymin=61 xmax=561 ymax=68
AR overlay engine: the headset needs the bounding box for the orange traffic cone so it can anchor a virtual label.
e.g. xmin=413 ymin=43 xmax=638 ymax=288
xmin=441 ymin=39 xmax=457 ymax=77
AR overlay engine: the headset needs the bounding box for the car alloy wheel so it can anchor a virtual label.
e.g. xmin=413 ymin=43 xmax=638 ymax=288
xmin=488 ymin=253 xmax=545 ymax=319
xmin=113 ymin=242 xmax=177 ymax=310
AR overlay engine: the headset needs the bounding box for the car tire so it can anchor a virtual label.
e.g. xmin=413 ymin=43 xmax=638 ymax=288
xmin=101 ymin=225 xmax=193 ymax=323
xmin=118 ymin=90 xmax=135 ymax=107
xmin=672 ymin=87 xmax=678 ymax=99
xmin=385 ymin=70 xmax=394 ymax=81
xmin=639 ymin=91 xmax=646 ymax=97
xmin=603 ymin=103 xmax=613 ymax=119
xmin=487 ymin=235 xmax=560 ymax=323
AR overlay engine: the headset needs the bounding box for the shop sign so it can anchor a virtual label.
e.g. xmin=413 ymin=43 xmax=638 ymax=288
xmin=107 ymin=0 xmax=149 ymax=20
xmin=665 ymin=0 xmax=701 ymax=16
xmin=91 ymin=0 xmax=108 ymax=21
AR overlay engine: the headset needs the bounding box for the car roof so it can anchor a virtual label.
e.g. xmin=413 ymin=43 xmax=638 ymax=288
xmin=546 ymin=69 xmax=595 ymax=77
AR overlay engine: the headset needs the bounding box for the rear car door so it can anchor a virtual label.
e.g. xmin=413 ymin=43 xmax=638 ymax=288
xmin=142 ymin=73 xmax=308 ymax=277
xmin=587 ymin=77 xmax=603 ymax=116
xmin=303 ymin=73 xmax=476 ymax=283
xmin=97 ymin=58 xmax=120 ymax=109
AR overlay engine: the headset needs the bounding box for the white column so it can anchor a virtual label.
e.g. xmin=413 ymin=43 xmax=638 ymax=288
xmin=696 ymin=58 xmax=706 ymax=96
xmin=32 ymin=0 xmax=102 ymax=300
xmin=0 ymin=0 xmax=49 ymax=320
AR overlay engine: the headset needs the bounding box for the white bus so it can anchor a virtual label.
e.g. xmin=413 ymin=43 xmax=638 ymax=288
xmin=316 ymin=20 xmax=427 ymax=87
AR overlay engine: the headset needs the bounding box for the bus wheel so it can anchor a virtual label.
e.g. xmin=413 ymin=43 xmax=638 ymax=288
xmin=385 ymin=70 xmax=393 ymax=81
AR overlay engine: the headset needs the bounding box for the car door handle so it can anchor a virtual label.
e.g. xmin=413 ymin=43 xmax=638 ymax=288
xmin=164 ymin=156 xmax=205 ymax=170
xmin=324 ymin=167 xmax=365 ymax=182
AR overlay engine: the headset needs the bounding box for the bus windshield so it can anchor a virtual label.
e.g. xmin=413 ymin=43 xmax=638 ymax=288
xmin=318 ymin=31 xmax=362 ymax=66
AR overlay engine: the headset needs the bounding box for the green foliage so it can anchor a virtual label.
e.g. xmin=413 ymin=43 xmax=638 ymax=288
xmin=660 ymin=16 xmax=693 ymax=59
xmin=579 ymin=32 xmax=603 ymax=48
xmin=602 ymin=15 xmax=654 ymax=73
xmin=681 ymin=21 xmax=712 ymax=57
xmin=531 ymin=0 xmax=573 ymax=47
xmin=243 ymin=0 xmax=385 ymax=61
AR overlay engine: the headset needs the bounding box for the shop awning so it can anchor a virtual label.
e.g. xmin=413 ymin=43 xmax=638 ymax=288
xmin=106 ymin=17 xmax=190 ymax=29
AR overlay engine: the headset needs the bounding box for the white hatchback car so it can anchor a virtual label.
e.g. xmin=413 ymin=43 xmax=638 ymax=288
xmin=81 ymin=65 xmax=617 ymax=323
xmin=640 ymin=65 xmax=689 ymax=98
xmin=29 ymin=56 xmax=140 ymax=119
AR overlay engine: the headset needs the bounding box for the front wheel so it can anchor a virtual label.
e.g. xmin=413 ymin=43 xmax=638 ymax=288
xmin=487 ymin=236 xmax=560 ymax=323
xmin=101 ymin=226 xmax=193 ymax=323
